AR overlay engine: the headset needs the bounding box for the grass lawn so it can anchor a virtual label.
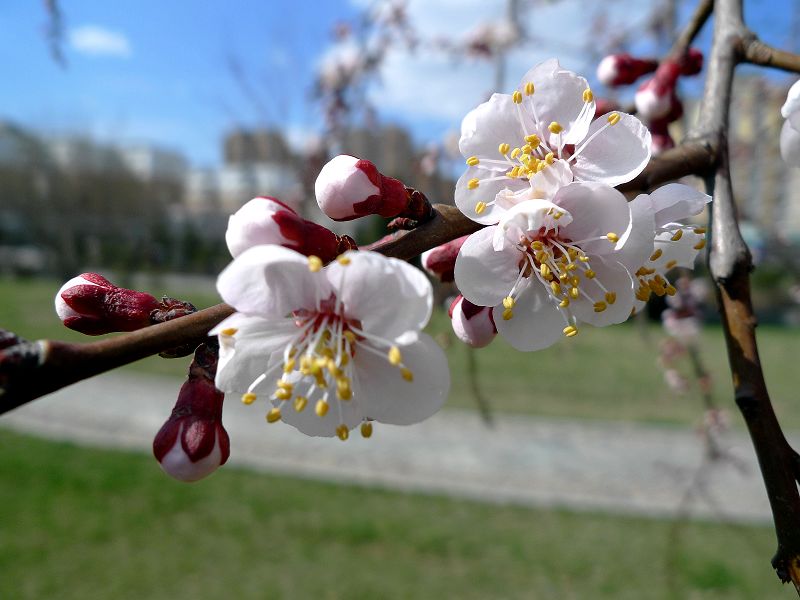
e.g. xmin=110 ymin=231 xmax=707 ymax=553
xmin=2 ymin=275 xmax=799 ymax=427
xmin=0 ymin=429 xmax=783 ymax=600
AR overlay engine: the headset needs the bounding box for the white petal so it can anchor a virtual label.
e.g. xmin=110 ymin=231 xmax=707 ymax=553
xmin=781 ymin=80 xmax=800 ymax=118
xmin=455 ymin=165 xmax=526 ymax=225
xmin=459 ymin=93 xmax=535 ymax=164
xmin=496 ymin=199 xmax=572 ymax=249
xmin=159 ymin=424 xmax=223 ymax=482
xmin=450 ymin=298 xmax=496 ymax=348
xmin=454 ymin=227 xmax=523 ymax=307
xmin=326 ymin=250 xmax=432 ymax=343
xmin=217 ymin=245 xmax=331 ymax=318
xmin=493 ymin=280 xmax=565 ymax=351
xmin=781 ymin=120 xmax=800 ymax=167
xmin=572 ymin=113 xmax=651 ymax=187
xmin=278 ymin=384 xmax=363 ymax=438
xmin=213 ymin=314 xmax=297 ymax=394
xmin=225 ymin=197 xmax=293 ymax=258
xmin=526 ymin=159 xmax=574 ymax=199
xmin=615 ymin=194 xmax=656 ymax=271
xmin=569 ymin=258 xmax=635 ymax=327
xmin=652 ymin=227 xmax=705 ymax=270
xmin=55 ymin=275 xmax=102 ymax=320
xmin=354 ymin=334 xmax=449 ymax=426
xmin=647 ymin=183 xmax=711 ymax=227
xmin=555 ymin=182 xmax=631 ymax=256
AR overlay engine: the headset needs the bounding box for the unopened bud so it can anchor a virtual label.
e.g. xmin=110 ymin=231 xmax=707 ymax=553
xmin=449 ymin=295 xmax=497 ymax=348
xmin=634 ymin=61 xmax=681 ymax=120
xmin=55 ymin=273 xmax=160 ymax=335
xmin=315 ymin=155 xmax=430 ymax=222
xmin=153 ymin=343 xmax=230 ymax=482
xmin=678 ymin=48 xmax=703 ymax=76
xmin=226 ymin=196 xmax=342 ymax=261
xmin=596 ymin=53 xmax=658 ymax=87
xmin=421 ymin=236 xmax=468 ymax=283
xmin=648 ymin=118 xmax=675 ymax=156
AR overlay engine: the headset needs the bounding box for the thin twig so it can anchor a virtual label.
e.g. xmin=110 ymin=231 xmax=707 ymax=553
xmin=668 ymin=0 xmax=714 ymax=59
xmin=740 ymin=37 xmax=800 ymax=74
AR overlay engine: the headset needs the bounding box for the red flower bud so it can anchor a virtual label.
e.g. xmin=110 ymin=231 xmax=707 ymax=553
xmin=634 ymin=61 xmax=681 ymax=120
xmin=226 ymin=196 xmax=342 ymax=262
xmin=55 ymin=273 xmax=160 ymax=335
xmin=449 ymin=295 xmax=497 ymax=348
xmin=678 ymin=48 xmax=703 ymax=76
xmin=421 ymin=236 xmax=468 ymax=283
xmin=315 ymin=154 xmax=416 ymax=221
xmin=153 ymin=344 xmax=230 ymax=482
xmin=596 ymin=53 xmax=658 ymax=87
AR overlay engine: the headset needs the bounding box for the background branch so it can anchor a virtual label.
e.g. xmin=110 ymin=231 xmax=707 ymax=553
xmin=740 ymin=37 xmax=800 ymax=74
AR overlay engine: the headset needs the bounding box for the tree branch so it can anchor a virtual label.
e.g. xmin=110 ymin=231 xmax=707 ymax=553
xmin=668 ymin=0 xmax=714 ymax=60
xmin=739 ymin=36 xmax=800 ymax=74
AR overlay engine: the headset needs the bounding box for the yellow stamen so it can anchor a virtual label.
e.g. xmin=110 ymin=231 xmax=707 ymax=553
xmin=548 ymin=121 xmax=563 ymax=134
xmin=665 ymin=259 xmax=677 ymax=269
xmin=337 ymin=255 xmax=351 ymax=266
xmin=558 ymin=298 xmax=570 ymax=308
xmin=524 ymin=82 xmax=534 ymax=96
xmin=275 ymin=388 xmax=291 ymax=401
xmin=550 ymin=281 xmax=562 ymax=295
xmin=307 ymin=255 xmax=323 ymax=272
xmin=510 ymin=147 xmax=521 ymax=159
xmin=693 ymin=239 xmax=706 ymax=250
xmin=606 ymin=232 xmax=619 ymax=243
xmin=337 ymin=379 xmax=352 ymax=400
xmin=666 ymin=285 xmax=677 ymax=296
xmin=502 ymin=296 xmax=515 ymax=309
xmin=498 ymin=143 xmax=510 ymax=155
xmin=475 ymin=201 xmax=487 ymax=215
xmin=221 ymin=327 xmax=238 ymax=336
xmin=466 ymin=156 xmax=480 ymax=166
xmin=242 ymin=392 xmax=257 ymax=405
xmin=336 ymin=424 xmax=349 ymax=441
xmin=401 ymin=367 xmax=414 ymax=382
xmin=671 ymin=229 xmax=683 ymax=241
xmin=315 ymin=399 xmax=329 ymax=417
xmin=563 ymin=325 xmax=578 ymax=337
xmin=388 ymin=346 xmax=402 ymax=366
xmin=502 ymin=308 xmax=513 ymax=321
xmin=607 ymin=112 xmax=621 ymax=125
xmin=583 ymin=88 xmax=594 ymax=102
xmin=361 ymin=422 xmax=373 ymax=438
xmin=540 ymin=263 xmax=551 ymax=278
xmin=283 ymin=358 xmax=296 ymax=373
xmin=467 ymin=178 xmax=479 ymax=190
xmin=650 ymin=249 xmax=663 ymax=261
xmin=585 ymin=270 xmax=596 ymax=279
xmin=593 ymin=301 xmax=607 ymax=313
xmin=694 ymin=227 xmax=707 ymax=234
xmin=266 ymin=407 xmax=281 ymax=423
xmin=569 ymin=287 xmax=579 ymax=299
xmin=294 ymin=396 xmax=308 ymax=412
xmin=522 ymin=144 xmax=532 ymax=155
xmin=525 ymin=134 xmax=540 ymax=147
xmin=512 ymin=90 xmax=523 ymax=104
xmin=605 ymin=292 xmax=617 ymax=304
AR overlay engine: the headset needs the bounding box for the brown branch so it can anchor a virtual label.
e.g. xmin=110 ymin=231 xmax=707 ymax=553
xmin=699 ymin=0 xmax=800 ymax=588
xmin=740 ymin=36 xmax=800 ymax=74
xmin=668 ymin=0 xmax=714 ymax=60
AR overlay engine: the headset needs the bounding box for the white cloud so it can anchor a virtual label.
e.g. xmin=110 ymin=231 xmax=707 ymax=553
xmin=69 ymin=25 xmax=132 ymax=59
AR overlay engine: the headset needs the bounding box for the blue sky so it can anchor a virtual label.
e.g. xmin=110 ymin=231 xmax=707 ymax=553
xmin=1 ymin=0 xmax=795 ymax=168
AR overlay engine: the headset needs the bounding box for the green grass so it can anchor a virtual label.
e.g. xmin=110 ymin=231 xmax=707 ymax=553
xmin=2 ymin=275 xmax=799 ymax=427
xmin=0 ymin=429 xmax=782 ymax=600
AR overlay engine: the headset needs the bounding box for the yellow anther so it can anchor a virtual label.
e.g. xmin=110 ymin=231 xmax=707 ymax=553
xmin=499 ymin=143 xmax=510 ymax=155
xmin=559 ymin=271 xmax=568 ymax=281
xmin=605 ymin=292 xmax=617 ymax=305
xmin=550 ymin=281 xmax=562 ymax=295
xmin=579 ymin=254 xmax=590 ymax=262
xmin=583 ymin=88 xmax=594 ymax=102
xmin=606 ymin=232 xmax=619 ymax=243
xmin=277 ymin=380 xmax=293 ymax=391
xmin=650 ymin=249 xmax=663 ymax=261
xmin=274 ymin=388 xmax=291 ymax=401
xmin=466 ymin=156 xmax=480 ymax=166
xmin=525 ymin=134 xmax=540 ymax=146
xmin=694 ymin=227 xmax=707 ymax=234
xmin=666 ymin=285 xmax=677 ymax=296
xmin=343 ymin=330 xmax=357 ymax=345
xmin=665 ymin=260 xmax=677 ymax=270
xmin=336 ymin=255 xmax=351 ymax=266
xmin=294 ymin=396 xmax=308 ymax=412
xmin=361 ymin=422 xmax=373 ymax=438
xmin=593 ymin=301 xmax=607 ymax=313
xmin=558 ymin=298 xmax=570 ymax=308
xmin=522 ymin=144 xmax=532 ymax=155
xmin=401 ymin=367 xmax=414 ymax=382
xmin=336 ymin=424 xmax=349 ymax=441
xmin=540 ymin=263 xmax=551 ymax=278
xmin=545 ymin=152 xmax=555 ymax=165
xmin=467 ymin=178 xmax=480 ymax=190
xmin=283 ymin=358 xmax=296 ymax=373
xmin=502 ymin=308 xmax=514 ymax=321
xmin=585 ymin=269 xmax=596 ymax=279
xmin=509 ymin=166 xmax=521 ymax=178
xmin=548 ymin=121 xmax=563 ymax=134
xmin=221 ymin=327 xmax=238 ymax=336
xmin=388 ymin=346 xmax=402 ymax=366
xmin=337 ymin=380 xmax=352 ymax=401
xmin=475 ymin=202 xmax=487 ymax=215
xmin=693 ymin=239 xmax=706 ymax=250
xmin=566 ymin=262 xmax=577 ymax=271
xmin=307 ymin=255 xmax=323 ymax=272
xmin=607 ymin=112 xmax=621 ymax=125
xmin=570 ymin=276 xmax=580 ymax=287
xmin=563 ymin=325 xmax=578 ymax=337
xmin=315 ymin=399 xmax=329 ymax=417
xmin=531 ymin=241 xmax=544 ymax=250
xmin=502 ymin=296 xmax=515 ymax=309
xmin=524 ymin=82 xmax=534 ymax=96
xmin=671 ymin=229 xmax=684 ymax=241
xmin=510 ymin=147 xmax=521 ymax=159
xmin=242 ymin=392 xmax=257 ymax=405
xmin=512 ymin=90 xmax=523 ymax=104
xmin=266 ymin=407 xmax=282 ymax=423
xmin=570 ymin=287 xmax=580 ymax=299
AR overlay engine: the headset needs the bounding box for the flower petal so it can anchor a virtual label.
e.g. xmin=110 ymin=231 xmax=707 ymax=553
xmin=217 ymin=245 xmax=331 ymax=317
xmin=555 ymin=182 xmax=631 ymax=256
xmin=493 ymin=280 xmax=565 ymax=351
xmin=278 ymin=384 xmax=363 ymax=438
xmin=455 ymin=166 xmax=526 ymax=224
xmin=569 ymin=258 xmax=635 ymax=327
xmin=647 ymin=183 xmax=711 ymax=227
xmin=526 ymin=159 xmax=574 ymax=199
xmin=652 ymin=227 xmax=705 ymax=270
xmin=781 ymin=119 xmax=800 ymax=167
xmin=519 ymin=59 xmax=595 ymax=146
xmin=326 ymin=250 xmax=431 ymax=343
xmin=615 ymin=194 xmax=656 ymax=271
xmin=781 ymin=80 xmax=800 ymax=118
xmin=455 ymin=227 xmax=523 ymax=307
xmin=571 ymin=113 xmax=651 ymax=187
xmin=459 ymin=93 xmax=535 ymax=164
xmin=353 ymin=334 xmax=449 ymax=426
